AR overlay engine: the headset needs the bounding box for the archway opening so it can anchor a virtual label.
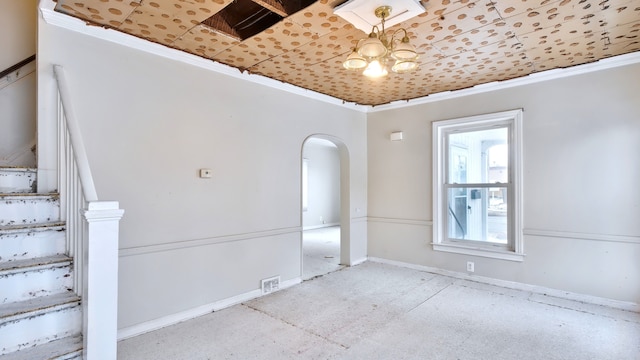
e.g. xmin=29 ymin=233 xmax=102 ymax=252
xmin=301 ymin=136 xmax=349 ymax=280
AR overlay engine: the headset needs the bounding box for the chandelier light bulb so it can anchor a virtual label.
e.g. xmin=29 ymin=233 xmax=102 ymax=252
xmin=363 ymin=59 xmax=389 ymax=78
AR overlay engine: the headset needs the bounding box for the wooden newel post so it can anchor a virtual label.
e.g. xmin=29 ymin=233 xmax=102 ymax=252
xmin=81 ymin=201 xmax=124 ymax=360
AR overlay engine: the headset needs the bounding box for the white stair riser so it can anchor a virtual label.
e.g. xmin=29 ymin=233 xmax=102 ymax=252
xmin=0 ymin=197 xmax=60 ymax=226
xmin=0 ymin=305 xmax=81 ymax=355
xmin=0 ymin=169 xmax=36 ymax=193
xmin=0 ymin=265 xmax=73 ymax=304
xmin=0 ymin=228 xmax=66 ymax=262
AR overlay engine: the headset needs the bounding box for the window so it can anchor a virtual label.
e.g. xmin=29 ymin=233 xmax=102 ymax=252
xmin=432 ymin=109 xmax=523 ymax=261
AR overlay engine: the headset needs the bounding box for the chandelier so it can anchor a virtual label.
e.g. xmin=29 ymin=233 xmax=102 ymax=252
xmin=342 ymin=6 xmax=419 ymax=78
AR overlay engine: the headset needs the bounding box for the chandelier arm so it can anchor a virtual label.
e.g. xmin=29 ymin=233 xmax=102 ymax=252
xmin=354 ymin=38 xmax=364 ymax=51
xmin=389 ymin=28 xmax=409 ymax=48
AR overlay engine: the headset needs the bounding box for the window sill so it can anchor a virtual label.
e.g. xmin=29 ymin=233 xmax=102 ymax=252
xmin=432 ymin=243 xmax=525 ymax=262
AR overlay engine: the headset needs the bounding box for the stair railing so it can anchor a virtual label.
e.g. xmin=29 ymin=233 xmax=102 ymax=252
xmin=0 ymin=54 xmax=36 ymax=90
xmin=53 ymin=65 xmax=124 ymax=360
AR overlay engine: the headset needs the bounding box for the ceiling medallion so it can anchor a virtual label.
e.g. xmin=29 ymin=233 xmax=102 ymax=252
xmin=342 ymin=6 xmax=419 ymax=78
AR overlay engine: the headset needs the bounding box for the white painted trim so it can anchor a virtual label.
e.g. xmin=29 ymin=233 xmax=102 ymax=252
xmin=54 ymin=65 xmax=99 ymax=201
xmin=523 ymin=228 xmax=640 ymax=245
xmin=432 ymin=109 xmax=524 ymax=261
xmin=38 ymin=0 xmax=640 ymax=111
xmin=82 ymin=201 xmax=125 ymax=221
xmin=432 ymin=243 xmax=525 ymax=262
xmin=368 ymin=216 xmax=640 ymax=246
xmin=0 ymin=61 xmax=36 ymax=90
xmin=119 ymin=226 xmax=302 ymax=257
xmin=350 ymin=257 xmax=368 ymax=266
xmin=368 ymin=257 xmax=639 ymax=313
xmin=38 ymin=1 xmax=363 ymax=112
xmin=81 ymin=201 xmax=124 ymax=360
xmin=351 ymin=216 xmax=368 ymax=223
xmin=367 ymin=217 xmax=433 ymax=227
xmin=369 ymin=52 xmax=640 ymax=112
xmin=117 ymin=277 xmax=301 ymax=341
xmin=303 ymin=223 xmax=340 ymax=231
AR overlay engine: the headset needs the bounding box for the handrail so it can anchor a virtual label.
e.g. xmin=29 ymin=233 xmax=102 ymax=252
xmin=0 ymin=55 xmax=35 ymax=79
xmin=53 ymin=64 xmax=123 ymax=359
xmin=53 ymin=65 xmax=98 ymax=201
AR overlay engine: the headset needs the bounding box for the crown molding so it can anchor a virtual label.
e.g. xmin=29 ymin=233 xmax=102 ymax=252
xmin=369 ymin=51 xmax=640 ymax=113
xmin=38 ymin=0 xmax=365 ymax=112
xmin=39 ymin=0 xmax=640 ymax=114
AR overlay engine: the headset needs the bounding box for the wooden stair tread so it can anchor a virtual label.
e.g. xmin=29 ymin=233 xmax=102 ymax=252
xmin=0 ymin=335 xmax=82 ymax=360
xmin=0 ymin=193 xmax=59 ymax=198
xmin=0 ymin=254 xmax=71 ymax=272
xmin=0 ymin=221 xmax=65 ymax=233
xmin=0 ymin=292 xmax=80 ymax=321
xmin=0 ymin=167 xmax=36 ymax=171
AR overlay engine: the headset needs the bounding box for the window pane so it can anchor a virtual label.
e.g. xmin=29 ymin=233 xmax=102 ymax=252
xmin=447 ymin=187 xmax=507 ymax=244
xmin=448 ymin=127 xmax=508 ymax=184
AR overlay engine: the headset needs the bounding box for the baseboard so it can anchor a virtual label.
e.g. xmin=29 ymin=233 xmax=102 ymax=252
xmin=117 ymin=277 xmax=302 ymax=341
xmin=368 ymin=257 xmax=639 ymax=313
xmin=350 ymin=257 xmax=368 ymax=267
xmin=303 ymin=223 xmax=340 ymax=231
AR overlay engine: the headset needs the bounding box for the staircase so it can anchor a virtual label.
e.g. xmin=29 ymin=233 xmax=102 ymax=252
xmin=0 ymin=167 xmax=83 ymax=359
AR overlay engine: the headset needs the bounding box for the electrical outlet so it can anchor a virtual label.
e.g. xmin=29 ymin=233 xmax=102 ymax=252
xmin=466 ymin=261 xmax=475 ymax=273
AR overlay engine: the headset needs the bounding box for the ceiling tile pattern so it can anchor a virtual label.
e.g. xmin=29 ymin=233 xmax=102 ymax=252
xmin=55 ymin=0 xmax=640 ymax=105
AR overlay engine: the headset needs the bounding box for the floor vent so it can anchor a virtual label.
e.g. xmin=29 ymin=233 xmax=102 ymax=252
xmin=261 ymin=276 xmax=280 ymax=295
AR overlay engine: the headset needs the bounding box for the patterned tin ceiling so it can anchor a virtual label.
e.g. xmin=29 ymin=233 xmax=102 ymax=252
xmin=55 ymin=0 xmax=640 ymax=106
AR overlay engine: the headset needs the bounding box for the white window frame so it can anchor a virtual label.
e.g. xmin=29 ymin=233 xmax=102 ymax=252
xmin=432 ymin=109 xmax=524 ymax=261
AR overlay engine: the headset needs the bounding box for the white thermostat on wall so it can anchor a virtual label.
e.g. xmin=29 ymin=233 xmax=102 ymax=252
xmin=199 ymin=169 xmax=212 ymax=178
xmin=390 ymin=131 xmax=404 ymax=141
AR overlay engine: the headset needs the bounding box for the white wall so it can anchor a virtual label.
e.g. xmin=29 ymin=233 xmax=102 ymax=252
xmin=303 ymin=139 xmax=340 ymax=228
xmin=0 ymin=0 xmax=37 ymax=167
xmin=37 ymin=19 xmax=368 ymax=331
xmin=36 ymin=3 xmax=638 ymax=334
xmin=1 ymin=0 xmax=36 ymax=70
xmin=367 ymin=62 xmax=640 ymax=303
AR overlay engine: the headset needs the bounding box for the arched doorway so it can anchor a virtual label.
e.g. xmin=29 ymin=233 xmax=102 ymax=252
xmin=301 ymin=135 xmax=350 ymax=280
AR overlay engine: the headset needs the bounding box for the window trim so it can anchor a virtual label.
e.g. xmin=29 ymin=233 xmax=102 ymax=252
xmin=432 ymin=109 xmax=524 ymax=261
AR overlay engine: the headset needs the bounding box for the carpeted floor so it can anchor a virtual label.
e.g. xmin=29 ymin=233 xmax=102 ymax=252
xmin=118 ymin=261 xmax=640 ymax=359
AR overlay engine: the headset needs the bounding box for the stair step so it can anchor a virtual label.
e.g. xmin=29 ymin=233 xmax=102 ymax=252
xmin=0 ymin=222 xmax=66 ymax=262
xmin=0 ymin=335 xmax=82 ymax=360
xmin=0 ymin=254 xmax=71 ymax=273
xmin=0 ymin=293 xmax=81 ymax=356
xmin=0 ymin=194 xmax=60 ymax=226
xmin=0 ymin=255 xmax=73 ymax=304
xmin=0 ymin=168 xmax=36 ymax=194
